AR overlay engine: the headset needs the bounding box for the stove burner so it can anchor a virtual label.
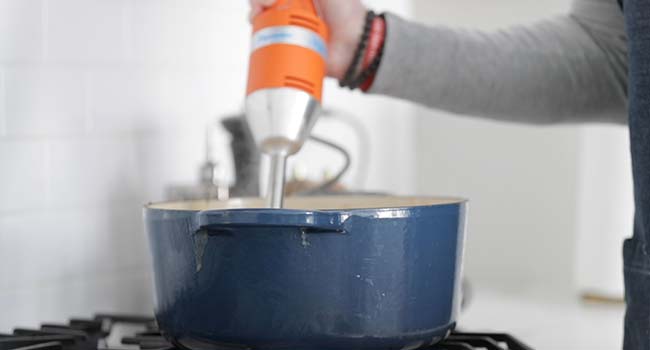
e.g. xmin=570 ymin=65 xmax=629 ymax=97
xmin=0 ymin=315 xmax=533 ymax=350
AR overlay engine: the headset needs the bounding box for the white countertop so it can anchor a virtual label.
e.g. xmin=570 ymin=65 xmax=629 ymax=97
xmin=458 ymin=286 xmax=625 ymax=350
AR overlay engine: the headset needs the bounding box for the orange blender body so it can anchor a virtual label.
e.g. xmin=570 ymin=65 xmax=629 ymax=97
xmin=247 ymin=0 xmax=328 ymax=101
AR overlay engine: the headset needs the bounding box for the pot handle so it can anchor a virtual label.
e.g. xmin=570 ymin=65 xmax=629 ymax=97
xmin=193 ymin=209 xmax=348 ymax=234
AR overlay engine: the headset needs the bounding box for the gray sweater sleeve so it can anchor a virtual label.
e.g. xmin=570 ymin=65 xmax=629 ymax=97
xmin=369 ymin=0 xmax=628 ymax=124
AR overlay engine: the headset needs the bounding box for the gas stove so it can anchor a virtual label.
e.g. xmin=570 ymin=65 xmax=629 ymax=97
xmin=0 ymin=314 xmax=533 ymax=350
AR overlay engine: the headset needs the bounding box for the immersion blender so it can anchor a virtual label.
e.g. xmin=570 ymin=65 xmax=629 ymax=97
xmin=245 ymin=0 xmax=329 ymax=208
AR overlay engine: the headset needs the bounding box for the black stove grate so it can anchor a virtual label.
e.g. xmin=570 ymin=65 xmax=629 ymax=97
xmin=0 ymin=315 xmax=532 ymax=350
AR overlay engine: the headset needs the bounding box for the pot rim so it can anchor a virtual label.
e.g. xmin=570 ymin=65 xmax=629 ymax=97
xmin=145 ymin=195 xmax=468 ymax=213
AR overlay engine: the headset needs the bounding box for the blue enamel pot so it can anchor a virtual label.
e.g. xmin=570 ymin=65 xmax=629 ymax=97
xmin=144 ymin=196 xmax=467 ymax=350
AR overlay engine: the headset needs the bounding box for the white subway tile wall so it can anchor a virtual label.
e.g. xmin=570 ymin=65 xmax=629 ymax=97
xmin=0 ymin=0 xmax=42 ymax=62
xmin=0 ymin=0 xmax=250 ymax=331
xmin=0 ymin=140 xmax=47 ymax=212
xmin=5 ymin=67 xmax=86 ymax=135
xmin=0 ymin=0 xmax=418 ymax=332
xmin=45 ymin=0 xmax=128 ymax=63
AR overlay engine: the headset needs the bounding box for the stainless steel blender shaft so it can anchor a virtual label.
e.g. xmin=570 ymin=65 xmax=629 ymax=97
xmin=266 ymin=153 xmax=288 ymax=208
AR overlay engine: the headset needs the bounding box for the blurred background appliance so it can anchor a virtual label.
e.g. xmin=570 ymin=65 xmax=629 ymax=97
xmin=165 ymin=114 xmax=260 ymax=201
xmin=166 ymin=109 xmax=369 ymax=203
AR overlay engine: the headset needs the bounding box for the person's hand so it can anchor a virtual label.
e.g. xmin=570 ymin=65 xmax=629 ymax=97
xmin=249 ymin=0 xmax=367 ymax=80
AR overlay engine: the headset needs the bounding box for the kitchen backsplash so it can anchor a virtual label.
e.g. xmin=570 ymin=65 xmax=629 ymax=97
xmin=0 ymin=0 xmax=251 ymax=330
xmin=0 ymin=0 xmax=418 ymax=330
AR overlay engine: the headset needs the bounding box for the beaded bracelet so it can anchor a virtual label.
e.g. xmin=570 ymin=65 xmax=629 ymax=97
xmin=339 ymin=11 xmax=376 ymax=89
xmin=358 ymin=14 xmax=386 ymax=91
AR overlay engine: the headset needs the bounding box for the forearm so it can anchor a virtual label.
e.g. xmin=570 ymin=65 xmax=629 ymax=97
xmin=369 ymin=5 xmax=628 ymax=124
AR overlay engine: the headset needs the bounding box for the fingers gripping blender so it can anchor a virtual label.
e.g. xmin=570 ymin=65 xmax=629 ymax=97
xmin=245 ymin=0 xmax=328 ymax=208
